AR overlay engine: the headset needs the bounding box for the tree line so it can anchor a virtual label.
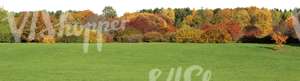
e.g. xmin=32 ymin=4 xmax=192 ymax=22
xmin=0 ymin=7 xmax=299 ymax=45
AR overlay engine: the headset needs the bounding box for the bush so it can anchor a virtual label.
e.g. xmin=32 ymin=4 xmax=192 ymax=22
xmin=57 ymin=35 xmax=83 ymax=43
xmin=88 ymin=31 xmax=115 ymax=43
xmin=200 ymin=28 xmax=232 ymax=43
xmin=243 ymin=25 xmax=262 ymax=37
xmin=272 ymin=32 xmax=288 ymax=50
xmin=88 ymin=30 xmax=102 ymax=43
xmin=57 ymin=31 xmax=110 ymax=43
xmin=162 ymin=32 xmax=176 ymax=42
xmin=240 ymin=25 xmax=266 ymax=43
xmin=103 ymin=33 xmax=114 ymax=43
xmin=200 ymin=24 xmax=232 ymax=43
xmin=144 ymin=32 xmax=163 ymax=42
xmin=115 ymin=28 xmax=144 ymax=43
xmin=120 ymin=34 xmax=144 ymax=43
xmin=42 ymin=35 xmax=55 ymax=44
xmin=0 ymin=33 xmax=13 ymax=43
xmin=175 ymin=27 xmax=202 ymax=43
xmin=223 ymin=21 xmax=242 ymax=41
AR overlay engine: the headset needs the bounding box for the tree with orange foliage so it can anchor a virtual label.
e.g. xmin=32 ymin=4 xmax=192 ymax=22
xmin=272 ymin=32 xmax=288 ymax=50
xmin=122 ymin=13 xmax=169 ymax=33
xmin=285 ymin=17 xmax=294 ymax=30
xmin=71 ymin=10 xmax=95 ymax=24
xmin=248 ymin=7 xmax=273 ymax=37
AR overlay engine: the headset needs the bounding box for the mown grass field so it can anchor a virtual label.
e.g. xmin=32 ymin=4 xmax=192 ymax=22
xmin=0 ymin=43 xmax=299 ymax=81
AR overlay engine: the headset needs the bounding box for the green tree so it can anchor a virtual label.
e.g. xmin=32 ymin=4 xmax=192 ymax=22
xmin=140 ymin=9 xmax=153 ymax=13
xmin=0 ymin=8 xmax=9 ymax=33
xmin=174 ymin=8 xmax=192 ymax=27
xmin=0 ymin=8 xmax=12 ymax=42
xmin=153 ymin=8 xmax=163 ymax=14
xmin=0 ymin=8 xmax=7 ymax=19
xmin=282 ymin=10 xmax=292 ymax=20
xmin=272 ymin=9 xmax=282 ymax=26
xmin=102 ymin=6 xmax=117 ymax=18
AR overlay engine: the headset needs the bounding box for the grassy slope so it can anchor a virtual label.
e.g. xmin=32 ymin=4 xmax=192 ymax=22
xmin=0 ymin=43 xmax=299 ymax=81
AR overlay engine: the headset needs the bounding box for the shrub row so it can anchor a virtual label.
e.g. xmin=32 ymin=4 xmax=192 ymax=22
xmin=0 ymin=33 xmax=13 ymax=43
xmin=0 ymin=26 xmax=296 ymax=43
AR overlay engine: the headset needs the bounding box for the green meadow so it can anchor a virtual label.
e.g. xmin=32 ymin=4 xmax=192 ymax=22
xmin=0 ymin=43 xmax=299 ymax=81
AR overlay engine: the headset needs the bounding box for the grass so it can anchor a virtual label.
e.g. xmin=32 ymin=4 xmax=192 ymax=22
xmin=0 ymin=43 xmax=299 ymax=81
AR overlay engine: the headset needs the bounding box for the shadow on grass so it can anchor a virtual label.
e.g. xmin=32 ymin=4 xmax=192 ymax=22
xmin=258 ymin=43 xmax=299 ymax=50
xmin=286 ymin=43 xmax=300 ymax=47
xmin=258 ymin=46 xmax=275 ymax=50
xmin=256 ymin=43 xmax=300 ymax=51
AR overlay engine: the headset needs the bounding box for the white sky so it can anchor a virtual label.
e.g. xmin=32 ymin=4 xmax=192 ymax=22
xmin=1 ymin=0 xmax=300 ymax=16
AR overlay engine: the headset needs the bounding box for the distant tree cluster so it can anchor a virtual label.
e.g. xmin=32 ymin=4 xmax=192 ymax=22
xmin=0 ymin=6 xmax=300 ymax=45
xmin=133 ymin=7 xmax=299 ymax=44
